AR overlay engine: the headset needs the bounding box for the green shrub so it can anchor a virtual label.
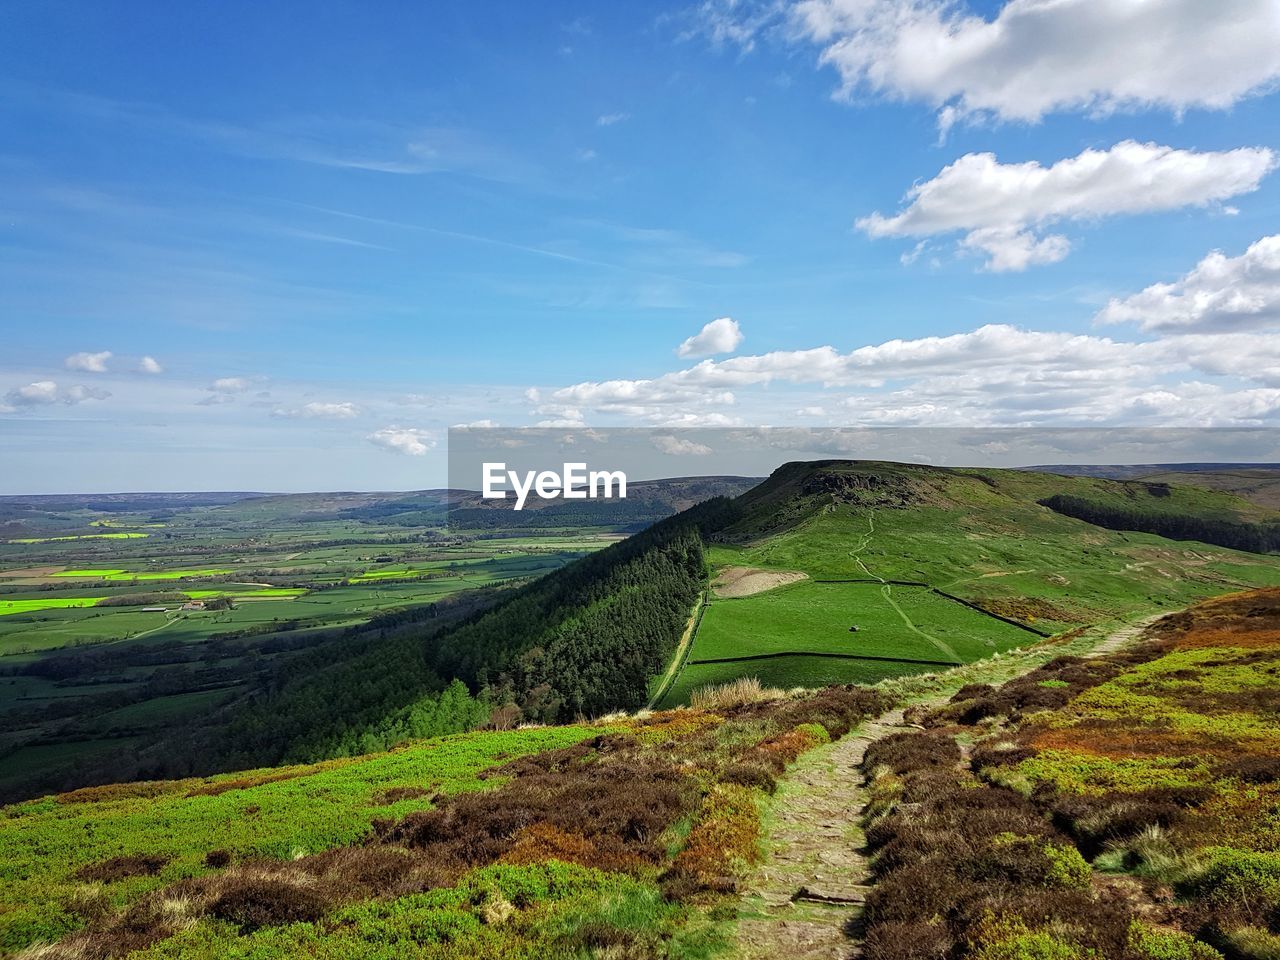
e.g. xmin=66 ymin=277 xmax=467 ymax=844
xmin=793 ymin=722 xmax=832 ymax=744
xmin=1127 ymin=921 xmax=1223 ymax=960
xmin=1043 ymin=842 xmax=1092 ymax=889
xmin=1180 ymin=849 xmax=1280 ymax=925
xmin=1216 ymin=926 xmax=1280 ymax=960
xmin=968 ymin=914 xmax=1091 ymax=960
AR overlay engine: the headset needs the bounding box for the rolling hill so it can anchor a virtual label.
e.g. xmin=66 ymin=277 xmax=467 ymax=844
xmin=1033 ymin=463 xmax=1280 ymax=510
xmin=660 ymin=460 xmax=1280 ymax=702
xmin=7 ymin=460 xmax=1280 ymax=807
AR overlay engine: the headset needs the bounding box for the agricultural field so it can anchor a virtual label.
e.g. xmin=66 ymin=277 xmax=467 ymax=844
xmin=659 ymin=461 xmax=1280 ymax=707
xmin=659 ymin=580 xmax=1035 ymax=705
xmin=0 ymin=490 xmax=637 ymax=802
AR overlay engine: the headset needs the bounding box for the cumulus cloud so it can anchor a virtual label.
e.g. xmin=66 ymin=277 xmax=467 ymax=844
xmin=367 ymin=426 xmax=435 ymax=456
xmin=5 ymin=380 xmax=110 ymax=407
xmin=274 ymin=401 xmax=360 ymax=420
xmin=597 ymin=112 xmax=630 ymax=126
xmin=1097 ymin=234 xmax=1280 ymax=333
xmin=65 ymin=351 xmax=112 ymax=373
xmin=784 ymin=0 xmax=1280 ymax=128
xmin=652 ymin=434 xmax=713 ymax=455
xmin=677 ymin=317 xmax=744 ymax=357
xmin=537 ymin=319 xmax=1280 ymax=429
xmin=858 ymin=141 xmax=1276 ymax=270
xmin=8 ymin=381 xmax=60 ymax=406
xmin=210 ymin=377 xmax=252 ymax=394
xmin=139 ymin=356 xmax=163 ymax=374
xmin=452 ymin=419 xmax=501 ymax=429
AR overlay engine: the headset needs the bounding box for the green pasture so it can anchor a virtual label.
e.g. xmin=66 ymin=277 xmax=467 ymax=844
xmin=656 ymin=580 xmax=1032 ymax=704
xmin=52 ymin=568 xmax=234 ymax=580
xmin=0 ymin=596 xmax=107 ymax=616
xmin=6 ymin=533 xmax=149 ymax=544
xmin=692 ymin=581 xmax=1030 ymax=663
xmin=709 ymin=491 xmax=1280 ymax=624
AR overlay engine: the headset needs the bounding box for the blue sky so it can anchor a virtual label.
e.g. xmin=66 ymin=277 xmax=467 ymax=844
xmin=3 ymin=0 xmax=1280 ymax=492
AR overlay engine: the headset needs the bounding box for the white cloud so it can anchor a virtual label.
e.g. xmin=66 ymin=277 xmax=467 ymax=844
xmin=367 ymin=426 xmax=436 ymax=456
xmin=5 ymin=380 xmax=110 ymax=407
xmin=597 ymin=112 xmax=630 ymax=126
xmin=858 ymin=141 xmax=1276 ymax=270
xmin=958 ymin=228 xmax=1071 ymax=272
xmin=1097 ymin=234 xmax=1280 ymax=333
xmin=538 ymin=318 xmax=1280 ymax=429
xmin=65 ymin=350 xmax=112 ymax=373
xmin=653 ymin=412 xmax=743 ymax=427
xmin=139 ymin=356 xmax=163 ymax=374
xmin=677 ymin=317 xmax=744 ymax=357
xmin=786 ymin=0 xmax=1280 ymax=127
xmin=652 ymin=434 xmax=713 ymax=455
xmin=452 ymin=419 xmax=501 ymax=429
xmin=8 ymin=381 xmax=59 ymax=405
xmin=210 ymin=377 xmax=251 ymax=394
xmin=274 ymin=401 xmax=360 ymax=420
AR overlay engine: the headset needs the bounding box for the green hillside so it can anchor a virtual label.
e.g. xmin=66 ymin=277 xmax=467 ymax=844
xmin=1 ymin=681 xmax=888 ymax=958
xmin=9 ymin=461 xmax=1280 ymax=808
xmin=664 ymin=461 xmax=1280 ymax=700
xmin=712 ymin=461 xmax=1280 ymax=608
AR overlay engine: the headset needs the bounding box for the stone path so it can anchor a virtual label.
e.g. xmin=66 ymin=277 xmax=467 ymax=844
xmin=733 ymin=613 xmax=1158 ymax=959
xmin=733 ymin=709 xmax=906 ymax=960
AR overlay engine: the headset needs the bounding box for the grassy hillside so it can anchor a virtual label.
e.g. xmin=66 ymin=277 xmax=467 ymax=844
xmin=0 ymin=682 xmax=888 ymax=958
xmin=858 ymin=587 xmax=1280 ymax=960
xmin=10 ymin=461 xmax=1280 ymax=807
xmin=1034 ymin=464 xmax=1280 ymax=510
xmin=1 ymin=724 xmax=604 ymax=953
xmin=665 ymin=461 xmax=1280 ymax=700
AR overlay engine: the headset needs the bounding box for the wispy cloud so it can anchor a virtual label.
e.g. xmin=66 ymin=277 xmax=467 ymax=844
xmin=9 ymin=84 xmax=538 ymax=184
xmin=274 ymin=400 xmax=360 ymax=420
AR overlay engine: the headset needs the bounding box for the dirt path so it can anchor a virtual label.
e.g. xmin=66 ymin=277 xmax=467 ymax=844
xmin=734 ymin=708 xmax=907 ymax=959
xmin=1089 ymin=612 xmax=1162 ymax=656
xmin=733 ymin=614 xmax=1154 ymax=959
xmin=646 ymin=592 xmax=704 ymax=710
